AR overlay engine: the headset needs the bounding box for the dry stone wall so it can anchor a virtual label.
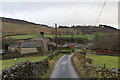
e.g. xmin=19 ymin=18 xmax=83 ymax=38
xmin=72 ymin=52 xmax=120 ymax=79
xmin=2 ymin=50 xmax=61 ymax=79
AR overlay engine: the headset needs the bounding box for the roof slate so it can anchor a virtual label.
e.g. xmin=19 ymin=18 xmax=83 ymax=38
xmin=9 ymin=44 xmax=19 ymax=48
xmin=20 ymin=41 xmax=42 ymax=48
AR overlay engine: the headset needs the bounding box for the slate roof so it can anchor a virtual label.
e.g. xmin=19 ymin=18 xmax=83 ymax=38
xmin=20 ymin=41 xmax=42 ymax=48
xmin=9 ymin=44 xmax=20 ymax=48
xmin=31 ymin=35 xmax=49 ymax=41
xmin=48 ymin=42 xmax=56 ymax=46
xmin=20 ymin=35 xmax=49 ymax=48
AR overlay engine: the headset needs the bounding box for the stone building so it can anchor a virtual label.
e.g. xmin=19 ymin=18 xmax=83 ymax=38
xmin=8 ymin=32 xmax=56 ymax=54
xmin=8 ymin=44 xmax=19 ymax=52
xmin=20 ymin=40 xmax=43 ymax=54
xmin=19 ymin=32 xmax=49 ymax=54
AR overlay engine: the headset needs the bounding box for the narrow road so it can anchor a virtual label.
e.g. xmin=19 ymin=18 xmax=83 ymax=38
xmin=49 ymin=55 xmax=80 ymax=79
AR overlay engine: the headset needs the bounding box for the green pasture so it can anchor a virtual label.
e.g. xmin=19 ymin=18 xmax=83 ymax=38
xmin=1 ymin=55 xmax=47 ymax=70
xmin=87 ymin=55 xmax=119 ymax=68
xmin=4 ymin=34 xmax=95 ymax=39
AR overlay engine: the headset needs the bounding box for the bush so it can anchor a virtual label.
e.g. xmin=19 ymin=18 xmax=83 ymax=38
xmin=85 ymin=57 xmax=93 ymax=64
xmin=2 ymin=42 xmax=9 ymax=50
xmin=2 ymin=52 xmax=21 ymax=60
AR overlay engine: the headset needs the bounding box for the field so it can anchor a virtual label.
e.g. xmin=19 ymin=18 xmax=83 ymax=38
xmin=87 ymin=55 xmax=119 ymax=68
xmin=1 ymin=55 xmax=48 ymax=70
xmin=4 ymin=34 xmax=95 ymax=39
xmin=5 ymin=34 xmax=39 ymax=39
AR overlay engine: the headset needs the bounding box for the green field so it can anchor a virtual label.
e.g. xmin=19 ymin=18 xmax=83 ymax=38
xmin=4 ymin=34 xmax=95 ymax=39
xmin=87 ymin=55 xmax=119 ymax=68
xmin=1 ymin=55 xmax=47 ymax=70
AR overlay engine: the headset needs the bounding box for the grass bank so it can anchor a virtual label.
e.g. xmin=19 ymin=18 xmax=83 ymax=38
xmin=40 ymin=54 xmax=63 ymax=79
xmin=72 ymin=53 xmax=88 ymax=78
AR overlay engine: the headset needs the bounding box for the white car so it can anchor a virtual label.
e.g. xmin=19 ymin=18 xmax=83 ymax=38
xmin=0 ymin=49 xmax=4 ymax=54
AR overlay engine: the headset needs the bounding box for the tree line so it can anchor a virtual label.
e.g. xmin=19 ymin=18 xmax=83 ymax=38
xmin=92 ymin=32 xmax=119 ymax=52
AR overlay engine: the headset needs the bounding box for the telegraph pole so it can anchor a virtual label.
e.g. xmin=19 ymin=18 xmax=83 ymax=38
xmin=55 ymin=23 xmax=58 ymax=50
xmin=84 ymin=36 xmax=86 ymax=58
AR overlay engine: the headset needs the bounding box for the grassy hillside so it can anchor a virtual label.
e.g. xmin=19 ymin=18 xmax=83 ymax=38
xmin=2 ymin=17 xmax=118 ymax=37
xmin=2 ymin=17 xmax=80 ymax=36
xmin=2 ymin=22 xmax=53 ymax=34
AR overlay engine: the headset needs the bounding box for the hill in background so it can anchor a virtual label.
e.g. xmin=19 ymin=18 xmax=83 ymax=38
xmin=1 ymin=17 xmax=53 ymax=35
xmin=1 ymin=17 xmax=118 ymax=36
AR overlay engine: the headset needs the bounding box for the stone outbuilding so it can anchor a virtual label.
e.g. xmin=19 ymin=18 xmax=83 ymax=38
xmin=19 ymin=32 xmax=50 ymax=54
xmin=20 ymin=40 xmax=43 ymax=54
xmin=8 ymin=44 xmax=19 ymax=52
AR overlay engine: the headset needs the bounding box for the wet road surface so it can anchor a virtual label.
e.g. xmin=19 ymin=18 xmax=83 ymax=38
xmin=49 ymin=55 xmax=80 ymax=80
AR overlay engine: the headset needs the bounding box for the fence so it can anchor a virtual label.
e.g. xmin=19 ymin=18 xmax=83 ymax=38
xmin=2 ymin=50 xmax=61 ymax=79
xmin=95 ymin=49 xmax=120 ymax=56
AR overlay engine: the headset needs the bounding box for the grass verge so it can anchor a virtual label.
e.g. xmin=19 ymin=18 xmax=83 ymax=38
xmin=40 ymin=54 xmax=63 ymax=79
xmin=71 ymin=55 xmax=89 ymax=79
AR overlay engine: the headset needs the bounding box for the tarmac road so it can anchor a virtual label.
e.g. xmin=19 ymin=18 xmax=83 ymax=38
xmin=49 ymin=55 xmax=80 ymax=80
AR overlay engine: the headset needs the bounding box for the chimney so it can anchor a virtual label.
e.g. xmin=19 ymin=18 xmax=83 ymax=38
xmin=40 ymin=32 xmax=44 ymax=37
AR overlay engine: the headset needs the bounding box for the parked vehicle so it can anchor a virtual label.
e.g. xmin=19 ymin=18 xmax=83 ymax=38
xmin=0 ymin=49 xmax=4 ymax=54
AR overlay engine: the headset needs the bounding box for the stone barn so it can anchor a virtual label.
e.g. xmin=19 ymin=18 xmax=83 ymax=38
xmin=19 ymin=32 xmax=50 ymax=54
xmin=8 ymin=44 xmax=19 ymax=52
xmin=8 ymin=32 xmax=56 ymax=54
xmin=31 ymin=32 xmax=49 ymax=51
xmin=20 ymin=40 xmax=43 ymax=54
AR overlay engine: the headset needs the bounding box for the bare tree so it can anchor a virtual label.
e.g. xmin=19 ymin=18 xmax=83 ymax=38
xmin=93 ymin=33 xmax=119 ymax=51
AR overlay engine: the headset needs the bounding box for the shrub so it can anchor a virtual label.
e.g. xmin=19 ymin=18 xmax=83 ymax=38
xmin=85 ymin=57 xmax=93 ymax=64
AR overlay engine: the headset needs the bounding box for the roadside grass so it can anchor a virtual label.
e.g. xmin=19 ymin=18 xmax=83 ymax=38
xmin=40 ymin=54 xmax=63 ymax=79
xmin=4 ymin=34 xmax=95 ymax=39
xmin=1 ymin=55 xmax=48 ymax=70
xmin=72 ymin=55 xmax=89 ymax=78
xmin=87 ymin=55 xmax=119 ymax=68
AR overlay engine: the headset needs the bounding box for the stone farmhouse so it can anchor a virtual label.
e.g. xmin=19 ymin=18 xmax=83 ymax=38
xmin=8 ymin=32 xmax=56 ymax=54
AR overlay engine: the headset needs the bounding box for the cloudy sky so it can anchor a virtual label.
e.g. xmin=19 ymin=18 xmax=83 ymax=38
xmin=0 ymin=0 xmax=119 ymax=28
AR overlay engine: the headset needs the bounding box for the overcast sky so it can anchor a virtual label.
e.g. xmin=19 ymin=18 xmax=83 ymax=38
xmin=0 ymin=0 xmax=119 ymax=28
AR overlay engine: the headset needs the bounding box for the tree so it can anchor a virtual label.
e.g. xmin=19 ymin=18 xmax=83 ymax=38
xmin=2 ymin=42 xmax=9 ymax=50
xmin=93 ymin=33 xmax=119 ymax=51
